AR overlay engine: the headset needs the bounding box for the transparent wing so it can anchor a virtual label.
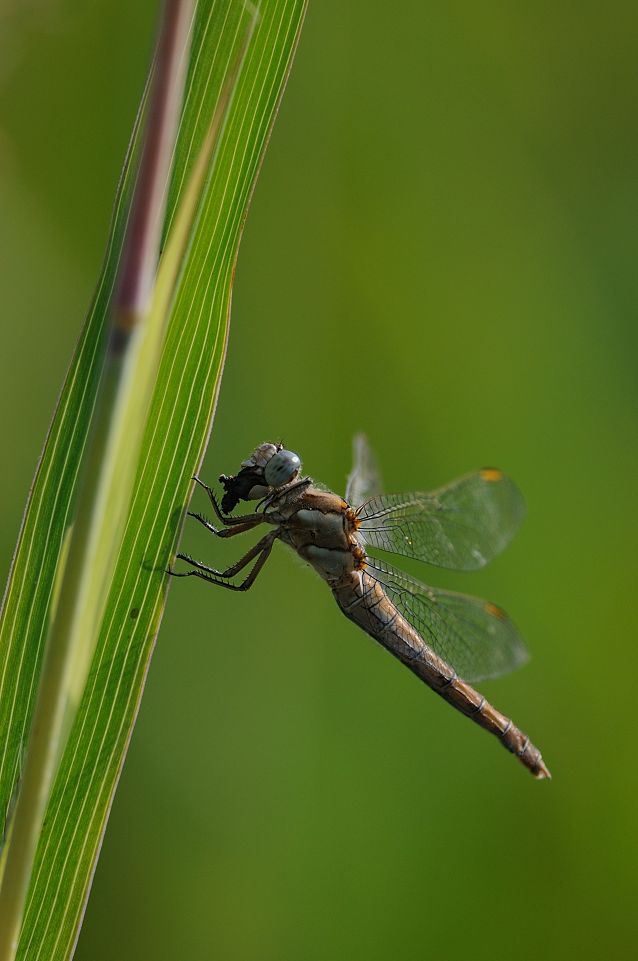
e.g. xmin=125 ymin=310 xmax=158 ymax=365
xmin=356 ymin=469 xmax=525 ymax=571
xmin=364 ymin=557 xmax=528 ymax=681
xmin=345 ymin=434 xmax=383 ymax=506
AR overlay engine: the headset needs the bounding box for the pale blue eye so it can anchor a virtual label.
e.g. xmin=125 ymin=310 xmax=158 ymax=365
xmin=264 ymin=449 xmax=301 ymax=487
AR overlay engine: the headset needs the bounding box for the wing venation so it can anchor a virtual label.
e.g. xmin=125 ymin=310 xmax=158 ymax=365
xmin=356 ymin=469 xmax=525 ymax=570
xmin=363 ymin=557 xmax=529 ymax=681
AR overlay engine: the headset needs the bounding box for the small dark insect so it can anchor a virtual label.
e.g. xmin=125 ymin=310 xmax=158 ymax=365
xmin=217 ymin=446 xmax=282 ymax=514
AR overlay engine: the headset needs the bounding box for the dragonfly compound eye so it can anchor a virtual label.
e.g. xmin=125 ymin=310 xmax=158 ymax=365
xmin=264 ymin=449 xmax=301 ymax=487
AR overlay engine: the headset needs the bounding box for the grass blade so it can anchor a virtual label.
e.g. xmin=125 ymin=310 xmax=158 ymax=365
xmin=0 ymin=6 xmax=196 ymax=954
xmin=0 ymin=1 xmax=307 ymax=957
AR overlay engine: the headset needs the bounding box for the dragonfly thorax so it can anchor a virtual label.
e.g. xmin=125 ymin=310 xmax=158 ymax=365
xmin=275 ymin=487 xmax=364 ymax=586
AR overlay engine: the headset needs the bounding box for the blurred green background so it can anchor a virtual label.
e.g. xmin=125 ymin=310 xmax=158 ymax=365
xmin=1 ymin=2 xmax=636 ymax=959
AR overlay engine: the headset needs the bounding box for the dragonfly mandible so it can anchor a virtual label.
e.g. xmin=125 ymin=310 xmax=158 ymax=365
xmin=169 ymin=436 xmax=550 ymax=779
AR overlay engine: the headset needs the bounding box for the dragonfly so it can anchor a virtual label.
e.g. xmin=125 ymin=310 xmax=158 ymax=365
xmin=170 ymin=436 xmax=550 ymax=779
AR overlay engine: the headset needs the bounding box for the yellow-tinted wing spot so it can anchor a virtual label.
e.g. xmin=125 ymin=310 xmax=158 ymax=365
xmin=480 ymin=468 xmax=503 ymax=483
xmin=485 ymin=601 xmax=506 ymax=620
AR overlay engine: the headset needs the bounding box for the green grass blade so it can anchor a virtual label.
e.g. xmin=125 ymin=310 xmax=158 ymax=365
xmin=0 ymin=1 xmax=307 ymax=957
xmin=0 ymin=4 xmax=196 ymax=949
xmin=0 ymin=87 xmax=147 ymax=851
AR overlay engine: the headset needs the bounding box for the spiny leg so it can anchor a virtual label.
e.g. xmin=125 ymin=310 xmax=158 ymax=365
xmin=169 ymin=532 xmax=277 ymax=592
xmin=174 ymin=532 xmax=278 ymax=580
xmin=187 ymin=513 xmax=262 ymax=539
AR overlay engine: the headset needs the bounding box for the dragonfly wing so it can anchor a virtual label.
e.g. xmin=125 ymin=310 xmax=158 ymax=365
xmin=345 ymin=433 xmax=383 ymax=506
xmin=356 ymin=469 xmax=525 ymax=571
xmin=363 ymin=557 xmax=529 ymax=681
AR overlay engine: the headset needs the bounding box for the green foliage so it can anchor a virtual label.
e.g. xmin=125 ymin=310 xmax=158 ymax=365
xmin=0 ymin=2 xmax=307 ymax=957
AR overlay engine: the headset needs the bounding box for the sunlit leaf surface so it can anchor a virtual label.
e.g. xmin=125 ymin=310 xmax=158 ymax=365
xmin=0 ymin=2 xmax=307 ymax=957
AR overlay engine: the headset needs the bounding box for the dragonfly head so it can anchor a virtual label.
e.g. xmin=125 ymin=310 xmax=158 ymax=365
xmin=219 ymin=443 xmax=302 ymax=512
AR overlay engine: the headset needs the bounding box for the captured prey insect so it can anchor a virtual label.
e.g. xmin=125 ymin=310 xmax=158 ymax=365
xmin=169 ymin=437 xmax=550 ymax=779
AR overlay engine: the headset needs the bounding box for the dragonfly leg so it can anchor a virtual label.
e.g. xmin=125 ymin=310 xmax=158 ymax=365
xmin=187 ymin=513 xmax=262 ymax=539
xmin=174 ymin=531 xmax=278 ymax=579
xmin=192 ymin=475 xmax=267 ymax=527
xmin=168 ymin=531 xmax=277 ymax=592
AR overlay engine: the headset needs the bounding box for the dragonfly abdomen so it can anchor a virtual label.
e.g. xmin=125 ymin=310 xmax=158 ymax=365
xmin=431 ymin=673 xmax=550 ymax=779
xmin=334 ymin=570 xmax=550 ymax=779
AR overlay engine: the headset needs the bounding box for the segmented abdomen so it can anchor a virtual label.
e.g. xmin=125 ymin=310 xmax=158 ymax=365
xmin=333 ymin=571 xmax=549 ymax=779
